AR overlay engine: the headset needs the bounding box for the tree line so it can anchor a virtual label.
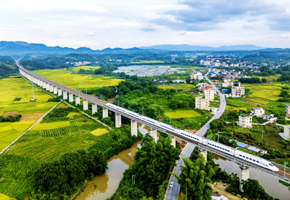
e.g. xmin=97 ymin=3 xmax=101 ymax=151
xmin=0 ymin=114 xmax=22 ymax=122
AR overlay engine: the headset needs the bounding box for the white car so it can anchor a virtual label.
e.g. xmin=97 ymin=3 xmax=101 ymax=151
xmin=169 ymin=181 xmax=173 ymax=188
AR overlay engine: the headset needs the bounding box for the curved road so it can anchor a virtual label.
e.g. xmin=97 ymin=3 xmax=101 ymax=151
xmin=164 ymin=70 xmax=226 ymax=200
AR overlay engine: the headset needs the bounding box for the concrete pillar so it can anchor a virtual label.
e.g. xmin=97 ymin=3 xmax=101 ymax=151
xmin=75 ymin=96 xmax=80 ymax=105
xmin=63 ymin=91 xmax=68 ymax=100
xmin=92 ymin=103 xmax=98 ymax=115
xmin=46 ymin=82 xmax=49 ymax=91
xmin=200 ymin=149 xmax=207 ymax=162
xmin=49 ymin=84 xmax=53 ymax=93
xmin=103 ymin=108 xmax=108 ymax=118
xmin=239 ymin=165 xmax=250 ymax=192
xmin=53 ymin=86 xmax=58 ymax=94
xmin=284 ymin=126 xmax=290 ymax=140
xmin=115 ymin=113 xmax=122 ymax=128
xmin=69 ymin=93 xmax=74 ymax=102
xmin=131 ymin=120 xmax=138 ymax=136
xmin=58 ymin=88 xmax=62 ymax=96
xmin=150 ymin=128 xmax=158 ymax=142
xmin=83 ymin=99 xmax=88 ymax=110
xmin=171 ymin=136 xmax=176 ymax=148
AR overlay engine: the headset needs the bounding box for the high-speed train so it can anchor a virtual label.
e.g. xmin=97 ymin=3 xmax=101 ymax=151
xmin=106 ymin=103 xmax=279 ymax=172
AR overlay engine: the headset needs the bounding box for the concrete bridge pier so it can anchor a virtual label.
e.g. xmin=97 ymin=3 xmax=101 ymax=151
xmin=115 ymin=113 xmax=122 ymax=128
xmin=200 ymin=149 xmax=207 ymax=162
xmin=83 ymin=99 xmax=88 ymax=110
xmin=92 ymin=103 xmax=97 ymax=115
xmin=171 ymin=136 xmax=176 ymax=148
xmin=239 ymin=165 xmax=250 ymax=192
xmin=131 ymin=120 xmax=138 ymax=136
xmin=63 ymin=91 xmax=68 ymax=100
xmin=75 ymin=96 xmax=80 ymax=105
xmin=53 ymin=86 xmax=58 ymax=94
xmin=46 ymin=82 xmax=49 ymax=91
xmin=150 ymin=128 xmax=158 ymax=142
xmin=69 ymin=93 xmax=74 ymax=102
xmin=103 ymin=108 xmax=108 ymax=118
xmin=58 ymin=88 xmax=62 ymax=96
xmin=49 ymin=84 xmax=53 ymax=93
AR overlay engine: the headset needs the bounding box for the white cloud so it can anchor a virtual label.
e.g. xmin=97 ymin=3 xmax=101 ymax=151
xmin=0 ymin=0 xmax=289 ymax=49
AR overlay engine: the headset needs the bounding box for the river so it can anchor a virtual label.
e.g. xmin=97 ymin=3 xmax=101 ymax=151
xmin=75 ymin=125 xmax=148 ymax=200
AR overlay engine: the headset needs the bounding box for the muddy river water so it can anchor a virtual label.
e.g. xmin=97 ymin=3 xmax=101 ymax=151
xmin=76 ymin=125 xmax=289 ymax=200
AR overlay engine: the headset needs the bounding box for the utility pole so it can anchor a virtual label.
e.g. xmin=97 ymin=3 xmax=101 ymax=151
xmin=132 ymin=175 xmax=135 ymax=184
xmin=142 ymin=107 xmax=144 ymax=115
xmin=217 ymin=131 xmax=220 ymax=142
xmin=262 ymin=131 xmax=264 ymax=140
xmin=170 ymin=116 xmax=171 ymax=125
xmin=284 ymin=161 xmax=288 ymax=178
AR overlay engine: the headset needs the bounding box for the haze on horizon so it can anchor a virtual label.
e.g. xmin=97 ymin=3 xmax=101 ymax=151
xmin=0 ymin=0 xmax=290 ymax=49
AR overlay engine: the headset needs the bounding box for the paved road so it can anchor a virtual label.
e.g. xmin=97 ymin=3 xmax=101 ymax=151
xmin=164 ymin=70 xmax=226 ymax=200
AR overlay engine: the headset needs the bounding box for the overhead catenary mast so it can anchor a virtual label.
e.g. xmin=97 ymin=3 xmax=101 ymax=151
xmin=31 ymin=82 xmax=35 ymax=101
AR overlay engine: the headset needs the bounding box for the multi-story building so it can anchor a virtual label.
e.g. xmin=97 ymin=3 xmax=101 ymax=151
xmin=284 ymin=126 xmax=290 ymax=140
xmin=222 ymin=79 xmax=234 ymax=87
xmin=189 ymin=71 xmax=202 ymax=80
xmin=286 ymin=104 xmax=290 ymax=117
xmin=232 ymin=86 xmax=245 ymax=97
xmin=204 ymin=88 xmax=215 ymax=100
xmin=239 ymin=115 xmax=252 ymax=128
xmin=252 ymin=107 xmax=265 ymax=117
xmin=195 ymin=96 xmax=209 ymax=110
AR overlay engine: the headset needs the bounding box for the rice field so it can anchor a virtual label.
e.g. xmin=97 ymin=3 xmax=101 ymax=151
xmin=0 ymin=193 xmax=11 ymax=200
xmin=0 ymin=121 xmax=34 ymax=152
xmin=66 ymin=112 xmax=81 ymax=119
xmin=158 ymin=84 xmax=196 ymax=90
xmin=91 ymin=128 xmax=108 ymax=136
xmin=0 ymin=77 xmax=56 ymax=151
xmin=165 ymin=109 xmax=202 ymax=119
xmin=71 ymin=65 xmax=100 ymax=71
xmin=244 ymin=84 xmax=281 ymax=104
xmin=6 ymin=123 xmax=103 ymax=161
xmin=33 ymin=69 xmax=123 ymax=89
xmin=31 ymin=121 xmax=71 ymax=130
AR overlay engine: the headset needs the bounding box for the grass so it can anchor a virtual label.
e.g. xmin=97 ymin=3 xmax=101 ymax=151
xmin=31 ymin=121 xmax=71 ymax=130
xmin=165 ymin=109 xmax=201 ymax=119
xmin=0 ymin=193 xmax=11 ymax=200
xmin=91 ymin=128 xmax=108 ymax=136
xmin=33 ymin=69 xmax=123 ymax=89
xmin=158 ymin=84 xmax=196 ymax=90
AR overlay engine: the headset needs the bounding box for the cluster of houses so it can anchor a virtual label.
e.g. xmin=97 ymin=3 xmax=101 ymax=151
xmin=207 ymin=69 xmax=247 ymax=79
xmin=238 ymin=107 xmax=277 ymax=128
xmin=189 ymin=70 xmax=204 ymax=80
xmin=65 ymin=61 xmax=92 ymax=66
xmin=199 ymin=57 xmax=260 ymax=69
xmin=195 ymin=83 xmax=215 ymax=110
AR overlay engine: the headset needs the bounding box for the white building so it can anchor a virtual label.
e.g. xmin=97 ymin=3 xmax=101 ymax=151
xmin=189 ymin=71 xmax=202 ymax=80
xmin=195 ymin=96 xmax=209 ymax=110
xmin=286 ymin=104 xmax=290 ymax=117
xmin=239 ymin=115 xmax=252 ymax=128
xmin=283 ymin=126 xmax=290 ymax=140
xmin=205 ymin=88 xmax=215 ymax=101
xmin=232 ymin=86 xmax=245 ymax=97
xmin=222 ymin=79 xmax=234 ymax=87
xmin=252 ymin=107 xmax=265 ymax=117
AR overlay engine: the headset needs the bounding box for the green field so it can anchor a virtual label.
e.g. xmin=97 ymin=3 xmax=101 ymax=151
xmin=165 ymin=109 xmax=201 ymax=119
xmin=91 ymin=128 xmax=108 ymax=136
xmin=0 ymin=77 xmax=57 ymax=151
xmin=158 ymin=84 xmax=196 ymax=90
xmin=33 ymin=69 xmax=123 ymax=89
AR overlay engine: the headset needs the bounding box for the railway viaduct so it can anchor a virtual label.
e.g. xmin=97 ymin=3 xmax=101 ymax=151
xmin=17 ymin=62 xmax=290 ymax=194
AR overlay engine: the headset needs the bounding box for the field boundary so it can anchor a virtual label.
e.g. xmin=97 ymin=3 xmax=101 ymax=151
xmin=0 ymin=100 xmax=62 ymax=154
xmin=75 ymin=76 xmax=90 ymax=89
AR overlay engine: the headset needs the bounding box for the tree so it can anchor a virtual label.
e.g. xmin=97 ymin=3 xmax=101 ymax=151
xmin=133 ymin=136 xmax=180 ymax=197
xmin=261 ymin=78 xmax=267 ymax=83
xmin=172 ymin=157 xmax=218 ymax=200
xmin=186 ymin=78 xmax=191 ymax=84
xmin=243 ymin=179 xmax=275 ymax=200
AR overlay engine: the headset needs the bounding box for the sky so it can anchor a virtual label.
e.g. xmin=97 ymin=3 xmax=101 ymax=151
xmin=0 ymin=0 xmax=290 ymax=49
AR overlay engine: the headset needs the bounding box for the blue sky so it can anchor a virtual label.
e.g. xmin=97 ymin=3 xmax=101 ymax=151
xmin=0 ymin=0 xmax=290 ymax=49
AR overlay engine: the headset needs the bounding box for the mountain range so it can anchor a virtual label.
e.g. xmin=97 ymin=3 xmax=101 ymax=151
xmin=0 ymin=41 xmax=267 ymax=55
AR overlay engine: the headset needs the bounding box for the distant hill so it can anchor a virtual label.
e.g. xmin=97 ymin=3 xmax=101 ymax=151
xmin=0 ymin=41 xmax=149 ymax=55
xmin=140 ymin=44 xmax=265 ymax=51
